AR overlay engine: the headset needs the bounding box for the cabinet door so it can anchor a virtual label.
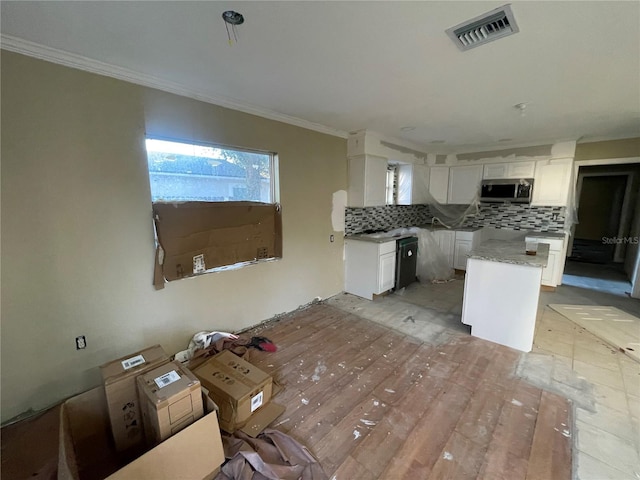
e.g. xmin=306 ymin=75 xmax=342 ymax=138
xmin=541 ymin=250 xmax=558 ymax=286
xmin=428 ymin=167 xmax=449 ymax=204
xmin=448 ymin=165 xmax=483 ymax=204
xmin=378 ymin=252 xmax=396 ymax=293
xmin=531 ymin=159 xmax=573 ymax=206
xmin=483 ymin=163 xmax=508 ymax=179
xmin=412 ymin=164 xmax=430 ymax=204
xmin=365 ymin=156 xmax=389 ymax=207
xmin=454 ymin=239 xmax=472 ymax=270
xmin=347 ymin=155 xmax=388 ymax=207
xmin=507 ymin=161 xmax=535 ymax=178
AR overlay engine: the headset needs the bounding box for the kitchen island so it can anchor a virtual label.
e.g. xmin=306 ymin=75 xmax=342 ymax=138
xmin=461 ymin=240 xmax=549 ymax=352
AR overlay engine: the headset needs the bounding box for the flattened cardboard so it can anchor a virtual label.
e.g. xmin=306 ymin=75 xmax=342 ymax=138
xmin=153 ymin=202 xmax=282 ymax=287
xmin=238 ymin=401 xmax=286 ymax=438
xmin=193 ymin=350 xmax=273 ymax=433
xmin=58 ymin=387 xmax=224 ymax=480
xmin=100 ymin=345 xmax=170 ymax=452
xmin=137 ymin=361 xmax=204 ymax=445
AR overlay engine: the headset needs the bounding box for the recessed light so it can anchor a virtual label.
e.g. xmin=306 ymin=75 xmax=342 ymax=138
xmin=400 ymin=126 xmax=416 ymax=132
xmin=429 ymin=140 xmax=446 ymax=144
xmin=498 ymin=138 xmax=513 ymax=142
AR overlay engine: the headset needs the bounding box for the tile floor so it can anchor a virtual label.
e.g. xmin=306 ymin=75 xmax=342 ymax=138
xmin=328 ymin=273 xmax=640 ymax=480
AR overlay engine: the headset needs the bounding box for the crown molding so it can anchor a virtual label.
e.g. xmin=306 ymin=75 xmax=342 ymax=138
xmin=1 ymin=34 xmax=349 ymax=139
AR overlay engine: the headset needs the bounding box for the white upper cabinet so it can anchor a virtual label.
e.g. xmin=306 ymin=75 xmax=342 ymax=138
xmin=428 ymin=166 xmax=450 ymax=204
xmin=348 ymin=154 xmax=388 ymax=207
xmin=508 ymin=161 xmax=536 ymax=178
xmin=531 ymin=159 xmax=573 ymax=207
xmin=483 ymin=163 xmax=508 ymax=179
xmin=447 ymin=165 xmax=483 ymax=204
xmin=397 ymin=164 xmax=429 ymax=205
xmin=483 ymin=161 xmax=535 ymax=179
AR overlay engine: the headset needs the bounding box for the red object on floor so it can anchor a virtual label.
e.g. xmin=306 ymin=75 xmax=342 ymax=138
xmin=249 ymin=336 xmax=277 ymax=352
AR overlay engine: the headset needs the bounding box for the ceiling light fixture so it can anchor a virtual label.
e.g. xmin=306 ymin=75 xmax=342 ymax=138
xmin=222 ymin=10 xmax=244 ymax=45
xmin=400 ymin=126 xmax=416 ymax=132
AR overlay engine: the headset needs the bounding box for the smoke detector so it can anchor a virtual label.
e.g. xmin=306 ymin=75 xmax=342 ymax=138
xmin=446 ymin=4 xmax=519 ymax=51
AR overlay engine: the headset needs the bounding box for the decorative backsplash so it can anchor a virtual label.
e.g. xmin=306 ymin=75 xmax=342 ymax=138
xmin=461 ymin=204 xmax=566 ymax=232
xmin=344 ymin=203 xmax=566 ymax=235
xmin=345 ymin=205 xmax=432 ymax=235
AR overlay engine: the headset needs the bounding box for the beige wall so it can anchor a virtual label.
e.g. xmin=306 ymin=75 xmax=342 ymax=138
xmin=575 ymin=138 xmax=640 ymax=160
xmin=1 ymin=51 xmax=347 ymax=422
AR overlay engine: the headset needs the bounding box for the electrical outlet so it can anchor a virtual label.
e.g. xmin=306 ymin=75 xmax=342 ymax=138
xmin=75 ymin=336 xmax=86 ymax=350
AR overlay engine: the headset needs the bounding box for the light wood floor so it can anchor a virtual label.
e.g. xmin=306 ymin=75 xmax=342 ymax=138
xmin=246 ymin=303 xmax=572 ymax=480
xmin=1 ymin=302 xmax=572 ymax=479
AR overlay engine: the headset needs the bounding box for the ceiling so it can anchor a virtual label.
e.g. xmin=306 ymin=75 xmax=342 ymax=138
xmin=2 ymin=1 xmax=639 ymax=154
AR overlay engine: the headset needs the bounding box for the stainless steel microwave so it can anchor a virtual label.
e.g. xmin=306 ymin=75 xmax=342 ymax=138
xmin=480 ymin=178 xmax=534 ymax=203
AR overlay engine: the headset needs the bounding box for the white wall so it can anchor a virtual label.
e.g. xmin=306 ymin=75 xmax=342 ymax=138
xmin=1 ymin=51 xmax=347 ymax=422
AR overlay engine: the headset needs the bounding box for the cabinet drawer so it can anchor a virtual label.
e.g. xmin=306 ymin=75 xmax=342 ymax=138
xmin=379 ymin=241 xmax=397 ymax=256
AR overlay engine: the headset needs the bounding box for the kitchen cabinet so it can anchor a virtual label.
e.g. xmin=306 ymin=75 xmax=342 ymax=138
xmin=428 ymin=166 xmax=449 ymax=204
xmin=483 ymin=161 xmax=535 ymax=180
xmin=348 ymin=154 xmax=388 ymax=207
xmin=524 ymin=235 xmax=567 ymax=287
xmin=448 ymin=165 xmax=483 ymax=204
xmin=453 ymin=229 xmax=482 ymax=271
xmin=397 ymin=164 xmax=429 ymax=205
xmin=531 ymin=159 xmax=573 ymax=207
xmin=344 ymin=239 xmax=396 ymax=300
xmin=433 ymin=230 xmax=456 ymax=267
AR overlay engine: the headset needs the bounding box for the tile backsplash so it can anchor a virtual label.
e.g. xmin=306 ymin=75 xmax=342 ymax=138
xmin=345 ymin=203 xmax=566 ymax=235
xmin=345 ymin=205 xmax=432 ymax=235
xmin=461 ymin=204 xmax=566 ymax=232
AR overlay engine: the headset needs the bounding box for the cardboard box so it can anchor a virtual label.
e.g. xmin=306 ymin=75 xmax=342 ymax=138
xmin=100 ymin=345 xmax=170 ymax=451
xmin=193 ymin=350 xmax=284 ymax=434
xmin=58 ymin=387 xmax=224 ymax=480
xmin=153 ymin=202 xmax=283 ymax=288
xmin=137 ymin=361 xmax=204 ymax=445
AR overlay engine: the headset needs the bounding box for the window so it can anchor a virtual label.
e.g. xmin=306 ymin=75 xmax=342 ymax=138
xmin=386 ymin=164 xmax=398 ymax=205
xmin=145 ymin=138 xmax=281 ymax=288
xmin=146 ymin=138 xmax=275 ymax=203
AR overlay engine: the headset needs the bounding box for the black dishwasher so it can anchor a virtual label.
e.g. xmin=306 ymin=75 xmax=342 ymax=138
xmin=395 ymin=237 xmax=418 ymax=290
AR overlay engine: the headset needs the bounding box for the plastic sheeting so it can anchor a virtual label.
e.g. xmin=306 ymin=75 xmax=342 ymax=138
xmin=416 ymin=229 xmax=454 ymax=282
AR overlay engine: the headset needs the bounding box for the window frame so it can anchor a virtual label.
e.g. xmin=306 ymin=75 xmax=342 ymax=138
xmin=145 ymin=135 xmax=279 ymax=205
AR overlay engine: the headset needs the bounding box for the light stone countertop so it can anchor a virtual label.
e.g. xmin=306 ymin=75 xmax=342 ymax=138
xmin=344 ymin=233 xmax=417 ymax=244
xmin=469 ymin=240 xmax=549 ymax=267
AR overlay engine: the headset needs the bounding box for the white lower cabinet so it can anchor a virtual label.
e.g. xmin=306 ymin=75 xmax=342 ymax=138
xmin=378 ymin=251 xmax=396 ymax=293
xmin=524 ymin=235 xmax=566 ymax=287
xmin=345 ymin=239 xmax=397 ymax=300
xmin=453 ymin=229 xmax=482 ymax=271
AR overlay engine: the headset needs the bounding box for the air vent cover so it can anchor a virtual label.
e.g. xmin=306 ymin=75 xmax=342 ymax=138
xmin=446 ymin=4 xmax=519 ymax=51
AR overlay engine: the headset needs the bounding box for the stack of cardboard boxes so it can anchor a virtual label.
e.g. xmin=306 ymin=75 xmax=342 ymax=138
xmin=58 ymin=345 xmax=283 ymax=479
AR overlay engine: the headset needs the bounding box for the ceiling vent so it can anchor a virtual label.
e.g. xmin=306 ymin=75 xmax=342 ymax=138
xmin=446 ymin=4 xmax=519 ymax=51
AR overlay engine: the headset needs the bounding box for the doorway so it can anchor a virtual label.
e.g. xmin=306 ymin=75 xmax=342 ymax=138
xmin=572 ymin=175 xmax=627 ymax=263
xmin=565 ymin=163 xmax=640 ymax=296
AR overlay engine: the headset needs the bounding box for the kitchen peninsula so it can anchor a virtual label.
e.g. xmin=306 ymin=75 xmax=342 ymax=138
xmin=461 ymin=240 xmax=549 ymax=352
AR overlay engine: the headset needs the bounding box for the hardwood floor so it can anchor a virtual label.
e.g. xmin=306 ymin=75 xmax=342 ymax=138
xmin=245 ymin=303 xmax=572 ymax=480
xmin=1 ymin=302 xmax=572 ymax=479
